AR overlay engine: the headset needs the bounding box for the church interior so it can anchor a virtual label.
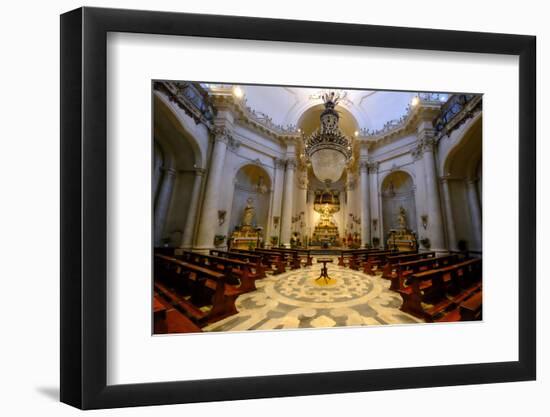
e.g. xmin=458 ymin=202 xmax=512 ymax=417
xmin=153 ymin=81 xmax=483 ymax=334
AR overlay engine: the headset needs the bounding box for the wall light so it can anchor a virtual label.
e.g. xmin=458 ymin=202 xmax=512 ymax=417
xmin=233 ymin=86 xmax=243 ymax=99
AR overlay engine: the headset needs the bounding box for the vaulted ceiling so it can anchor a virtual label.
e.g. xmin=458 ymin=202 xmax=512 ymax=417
xmin=225 ymin=84 xmax=436 ymax=132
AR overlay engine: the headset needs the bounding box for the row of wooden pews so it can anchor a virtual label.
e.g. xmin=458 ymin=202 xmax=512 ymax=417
xmin=381 ymin=251 xmax=436 ymax=280
xmin=336 ymin=248 xmax=417 ymax=274
xmin=336 ymin=246 xmax=483 ymax=323
xmin=389 ymin=254 xmax=460 ymax=291
xmin=154 ymin=253 xmax=241 ymax=328
xmin=153 ymin=247 xmax=275 ymax=331
xmin=233 ymin=247 xmax=313 ymax=273
xmin=153 ymin=294 xmax=202 ymax=334
xmin=398 ymin=257 xmax=482 ymax=322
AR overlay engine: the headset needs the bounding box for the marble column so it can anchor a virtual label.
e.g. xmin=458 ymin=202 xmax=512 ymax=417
xmin=411 ymin=148 xmax=426 ymax=237
xmin=195 ymin=130 xmax=229 ymax=249
xmin=345 ymin=172 xmax=357 ymax=239
xmin=280 ymin=159 xmax=296 ymax=247
xmin=467 ymin=179 xmax=483 ymax=252
xmin=359 ymin=161 xmax=371 ymax=247
xmin=297 ymin=168 xmax=308 ymax=242
xmin=368 ymin=162 xmax=380 ymax=247
xmin=154 ymin=167 xmax=176 ymax=246
xmin=419 ymin=131 xmax=445 ymax=251
xmin=271 ymin=158 xmax=286 ymax=244
xmin=265 ymin=188 xmax=274 ymax=245
xmin=181 ymin=168 xmax=205 ymax=248
xmin=440 ymin=177 xmax=457 ymax=251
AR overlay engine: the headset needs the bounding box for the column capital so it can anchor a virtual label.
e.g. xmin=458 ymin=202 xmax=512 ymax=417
xmin=367 ymin=161 xmax=379 ymax=174
xmin=417 ymin=128 xmax=438 ymax=152
xmin=359 ymin=160 xmax=369 ymax=173
xmin=212 ymin=125 xmax=233 ymax=144
xmin=286 ymin=158 xmax=297 ymax=170
xmin=274 ymin=157 xmax=286 ymax=170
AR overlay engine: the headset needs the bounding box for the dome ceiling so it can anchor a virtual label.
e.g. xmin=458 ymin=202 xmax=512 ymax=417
xmin=227 ymin=84 xmax=422 ymax=132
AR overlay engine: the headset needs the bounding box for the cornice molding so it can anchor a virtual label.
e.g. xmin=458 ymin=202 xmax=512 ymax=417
xmin=209 ymin=91 xmax=301 ymax=143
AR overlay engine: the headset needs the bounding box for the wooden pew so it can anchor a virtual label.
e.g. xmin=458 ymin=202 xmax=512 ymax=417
xmin=154 ymin=254 xmax=240 ymax=326
xmin=234 ymin=249 xmax=286 ymax=275
xmin=209 ymin=249 xmax=266 ymax=278
xmin=273 ymin=247 xmax=313 ymax=267
xmin=153 ymin=295 xmax=168 ymax=333
xmin=255 ymin=248 xmax=298 ymax=271
xmin=381 ymin=251 xmax=436 ymax=279
xmin=260 ymin=248 xmax=301 ymax=269
xmin=341 ymin=249 xmax=389 ymax=270
xmin=398 ymin=258 xmax=482 ymax=322
xmin=178 ymin=251 xmax=259 ymax=293
xmin=362 ymin=250 xmax=416 ymax=275
xmin=153 ymin=294 xmax=202 ymax=334
xmin=389 ymin=254 xmax=459 ymax=291
xmin=459 ymin=291 xmax=482 ymax=321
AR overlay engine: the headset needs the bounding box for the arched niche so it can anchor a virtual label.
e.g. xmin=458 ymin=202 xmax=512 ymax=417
xmin=153 ymin=96 xmax=203 ymax=247
xmin=442 ymin=116 xmax=482 ymax=251
xmin=229 ymin=164 xmax=273 ymax=238
xmin=381 ymin=170 xmax=417 ymax=241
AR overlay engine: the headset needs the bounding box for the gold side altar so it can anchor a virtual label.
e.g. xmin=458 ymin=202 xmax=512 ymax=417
xmin=230 ymin=198 xmax=261 ymax=250
xmin=311 ymin=191 xmax=341 ymax=247
xmin=386 ymin=206 xmax=417 ymax=251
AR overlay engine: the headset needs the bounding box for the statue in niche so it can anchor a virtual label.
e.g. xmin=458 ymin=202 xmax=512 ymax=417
xmin=242 ymin=197 xmax=255 ymax=227
xmin=387 ymin=206 xmax=417 ymax=252
xmin=230 ymin=197 xmax=261 ymax=250
xmin=397 ymin=206 xmax=407 ymax=230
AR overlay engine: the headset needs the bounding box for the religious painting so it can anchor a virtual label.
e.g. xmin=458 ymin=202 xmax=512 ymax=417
xmin=152 ymin=81 xmax=483 ymax=335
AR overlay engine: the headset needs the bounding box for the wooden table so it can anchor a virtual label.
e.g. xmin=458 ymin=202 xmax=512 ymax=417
xmin=316 ymin=258 xmax=334 ymax=283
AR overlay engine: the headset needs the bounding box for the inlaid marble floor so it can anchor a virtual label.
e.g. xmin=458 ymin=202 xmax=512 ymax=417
xmin=204 ymin=258 xmax=422 ymax=332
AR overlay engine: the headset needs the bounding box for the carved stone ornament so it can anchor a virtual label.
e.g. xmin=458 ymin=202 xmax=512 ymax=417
xmin=226 ymin=135 xmax=241 ymax=152
xmin=418 ymin=129 xmax=437 ymax=152
xmin=410 ymin=145 xmax=424 ymax=161
xmin=297 ymin=168 xmax=309 ymax=189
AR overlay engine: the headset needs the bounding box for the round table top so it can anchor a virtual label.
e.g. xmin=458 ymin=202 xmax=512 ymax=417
xmin=317 ymin=258 xmax=334 ymax=263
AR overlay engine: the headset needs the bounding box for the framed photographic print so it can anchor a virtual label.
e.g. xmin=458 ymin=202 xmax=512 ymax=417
xmin=60 ymin=6 xmax=536 ymax=410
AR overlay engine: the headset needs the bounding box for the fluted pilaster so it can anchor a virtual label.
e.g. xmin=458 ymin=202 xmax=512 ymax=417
xmin=280 ymin=159 xmax=296 ymax=247
xmin=195 ymin=129 xmax=230 ymax=249
xmin=359 ymin=160 xmax=371 ymax=247
xmin=416 ymin=129 xmax=445 ymax=251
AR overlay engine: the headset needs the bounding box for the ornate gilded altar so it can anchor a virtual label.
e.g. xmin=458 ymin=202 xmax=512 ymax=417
xmin=386 ymin=206 xmax=417 ymax=251
xmin=311 ymin=190 xmax=341 ymax=247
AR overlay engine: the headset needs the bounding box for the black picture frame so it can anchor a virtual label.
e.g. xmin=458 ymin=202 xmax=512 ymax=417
xmin=60 ymin=6 xmax=536 ymax=410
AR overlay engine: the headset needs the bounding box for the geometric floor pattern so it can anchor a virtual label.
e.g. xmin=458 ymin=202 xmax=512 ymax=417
xmin=204 ymin=257 xmax=422 ymax=332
